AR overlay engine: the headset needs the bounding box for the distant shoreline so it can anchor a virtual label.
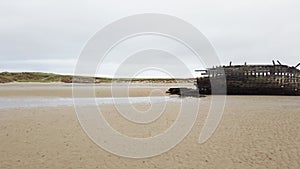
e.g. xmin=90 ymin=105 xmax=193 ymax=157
xmin=0 ymin=72 xmax=194 ymax=84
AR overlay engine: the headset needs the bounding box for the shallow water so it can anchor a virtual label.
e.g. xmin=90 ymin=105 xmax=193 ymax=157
xmin=0 ymin=83 xmax=193 ymax=90
xmin=0 ymin=96 xmax=184 ymax=109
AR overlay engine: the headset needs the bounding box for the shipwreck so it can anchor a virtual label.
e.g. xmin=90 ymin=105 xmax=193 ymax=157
xmin=167 ymin=60 xmax=300 ymax=96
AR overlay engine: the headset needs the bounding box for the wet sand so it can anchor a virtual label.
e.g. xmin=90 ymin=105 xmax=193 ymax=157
xmin=0 ymin=83 xmax=193 ymax=98
xmin=0 ymin=84 xmax=300 ymax=168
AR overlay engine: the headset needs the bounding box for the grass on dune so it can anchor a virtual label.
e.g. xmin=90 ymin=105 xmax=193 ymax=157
xmin=0 ymin=72 xmax=192 ymax=83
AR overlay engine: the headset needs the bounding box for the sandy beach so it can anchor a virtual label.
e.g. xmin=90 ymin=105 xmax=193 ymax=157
xmin=0 ymin=82 xmax=193 ymax=98
xmin=0 ymin=83 xmax=300 ymax=168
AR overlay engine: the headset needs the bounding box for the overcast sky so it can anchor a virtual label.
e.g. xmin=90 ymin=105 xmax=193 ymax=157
xmin=0 ymin=0 xmax=300 ymax=78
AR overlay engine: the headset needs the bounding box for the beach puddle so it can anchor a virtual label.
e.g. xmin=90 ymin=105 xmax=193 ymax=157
xmin=0 ymin=96 xmax=186 ymax=109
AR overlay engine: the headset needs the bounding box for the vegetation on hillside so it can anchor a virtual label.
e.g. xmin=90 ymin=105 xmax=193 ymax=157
xmin=0 ymin=72 xmax=194 ymax=83
xmin=0 ymin=72 xmax=73 ymax=83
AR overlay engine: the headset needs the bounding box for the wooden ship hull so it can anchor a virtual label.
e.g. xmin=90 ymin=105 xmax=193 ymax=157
xmin=196 ymin=61 xmax=300 ymax=96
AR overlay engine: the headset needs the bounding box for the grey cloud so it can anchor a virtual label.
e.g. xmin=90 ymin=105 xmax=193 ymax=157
xmin=0 ymin=0 xmax=300 ymax=77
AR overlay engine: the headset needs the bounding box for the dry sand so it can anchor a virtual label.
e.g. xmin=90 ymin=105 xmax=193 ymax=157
xmin=0 ymin=84 xmax=300 ymax=169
